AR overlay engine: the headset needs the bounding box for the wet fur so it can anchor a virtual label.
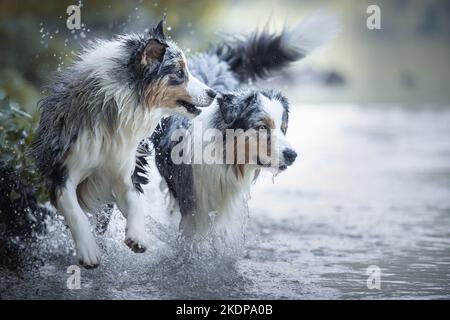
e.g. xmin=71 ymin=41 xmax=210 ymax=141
xmin=32 ymin=20 xmax=215 ymax=267
xmin=151 ymin=14 xmax=338 ymax=239
xmin=153 ymin=90 xmax=290 ymax=241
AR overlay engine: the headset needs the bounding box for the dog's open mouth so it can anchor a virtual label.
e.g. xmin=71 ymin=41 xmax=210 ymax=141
xmin=257 ymin=157 xmax=288 ymax=171
xmin=257 ymin=157 xmax=272 ymax=168
xmin=176 ymin=100 xmax=201 ymax=116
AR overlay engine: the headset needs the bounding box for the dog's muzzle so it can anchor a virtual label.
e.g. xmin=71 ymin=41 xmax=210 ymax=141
xmin=177 ymin=90 xmax=217 ymax=116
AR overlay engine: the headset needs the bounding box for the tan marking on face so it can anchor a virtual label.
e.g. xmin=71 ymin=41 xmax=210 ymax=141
xmin=256 ymin=129 xmax=272 ymax=163
xmin=177 ymin=58 xmax=186 ymax=70
xmin=231 ymin=133 xmax=260 ymax=179
xmin=256 ymin=116 xmax=276 ymax=161
xmin=143 ymin=78 xmax=192 ymax=109
xmin=229 ymin=134 xmax=249 ymax=179
xmin=264 ymin=116 xmax=276 ymax=129
xmin=225 ymin=121 xmax=275 ymax=177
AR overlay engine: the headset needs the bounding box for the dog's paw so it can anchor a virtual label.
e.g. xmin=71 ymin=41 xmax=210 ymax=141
xmin=124 ymin=237 xmax=147 ymax=253
xmin=76 ymin=237 xmax=101 ymax=268
xmin=125 ymin=223 xmax=147 ymax=253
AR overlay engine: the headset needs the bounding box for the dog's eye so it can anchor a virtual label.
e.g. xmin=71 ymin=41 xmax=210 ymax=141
xmin=256 ymin=124 xmax=268 ymax=131
xmin=175 ymin=69 xmax=184 ymax=79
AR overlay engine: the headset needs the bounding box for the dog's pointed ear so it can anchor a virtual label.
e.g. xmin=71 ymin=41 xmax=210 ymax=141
xmin=142 ymin=39 xmax=168 ymax=65
xmin=153 ymin=18 xmax=165 ymax=39
xmin=142 ymin=17 xmax=168 ymax=65
xmin=149 ymin=16 xmax=167 ymax=40
xmin=217 ymin=93 xmax=239 ymax=125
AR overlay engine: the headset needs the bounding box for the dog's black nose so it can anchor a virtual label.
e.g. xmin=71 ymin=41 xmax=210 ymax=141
xmin=283 ymin=149 xmax=297 ymax=166
xmin=206 ymin=89 xmax=217 ymax=99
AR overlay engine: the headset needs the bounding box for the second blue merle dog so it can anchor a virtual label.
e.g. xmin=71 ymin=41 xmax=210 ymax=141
xmin=149 ymin=13 xmax=338 ymax=241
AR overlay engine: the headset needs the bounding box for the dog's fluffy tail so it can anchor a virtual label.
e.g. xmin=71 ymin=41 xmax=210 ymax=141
xmin=212 ymin=12 xmax=339 ymax=81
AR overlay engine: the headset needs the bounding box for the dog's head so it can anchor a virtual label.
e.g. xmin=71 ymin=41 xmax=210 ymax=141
xmin=216 ymin=89 xmax=297 ymax=175
xmin=130 ymin=18 xmax=216 ymax=117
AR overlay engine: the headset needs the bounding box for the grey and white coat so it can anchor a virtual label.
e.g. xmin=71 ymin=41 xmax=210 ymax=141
xmin=32 ymin=19 xmax=216 ymax=267
xmin=151 ymin=14 xmax=338 ymax=241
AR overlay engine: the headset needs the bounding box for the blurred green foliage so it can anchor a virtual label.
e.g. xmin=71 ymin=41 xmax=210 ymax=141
xmin=0 ymin=0 xmax=222 ymax=104
xmin=0 ymin=96 xmax=47 ymax=203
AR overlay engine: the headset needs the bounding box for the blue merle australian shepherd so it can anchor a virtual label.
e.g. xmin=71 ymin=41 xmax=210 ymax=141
xmin=32 ymin=19 xmax=216 ymax=267
xmin=147 ymin=14 xmax=338 ymax=244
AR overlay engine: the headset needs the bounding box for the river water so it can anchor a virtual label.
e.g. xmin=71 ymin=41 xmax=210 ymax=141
xmin=1 ymin=104 xmax=449 ymax=299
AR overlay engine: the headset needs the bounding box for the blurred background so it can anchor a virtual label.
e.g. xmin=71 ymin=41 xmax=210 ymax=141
xmin=1 ymin=0 xmax=450 ymax=111
xmin=1 ymin=0 xmax=449 ymax=299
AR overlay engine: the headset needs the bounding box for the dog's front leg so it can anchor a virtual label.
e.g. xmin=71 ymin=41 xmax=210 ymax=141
xmin=115 ymin=182 xmax=147 ymax=253
xmin=57 ymin=179 xmax=101 ymax=268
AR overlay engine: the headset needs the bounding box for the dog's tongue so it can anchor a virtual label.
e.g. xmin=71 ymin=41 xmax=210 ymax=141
xmin=177 ymin=101 xmax=201 ymax=116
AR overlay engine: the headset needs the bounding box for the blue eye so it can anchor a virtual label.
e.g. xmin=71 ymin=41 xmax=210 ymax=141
xmin=176 ymin=69 xmax=184 ymax=78
xmin=256 ymin=124 xmax=268 ymax=131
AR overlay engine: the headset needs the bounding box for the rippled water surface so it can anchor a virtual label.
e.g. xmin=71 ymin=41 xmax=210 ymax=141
xmin=1 ymin=104 xmax=450 ymax=299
